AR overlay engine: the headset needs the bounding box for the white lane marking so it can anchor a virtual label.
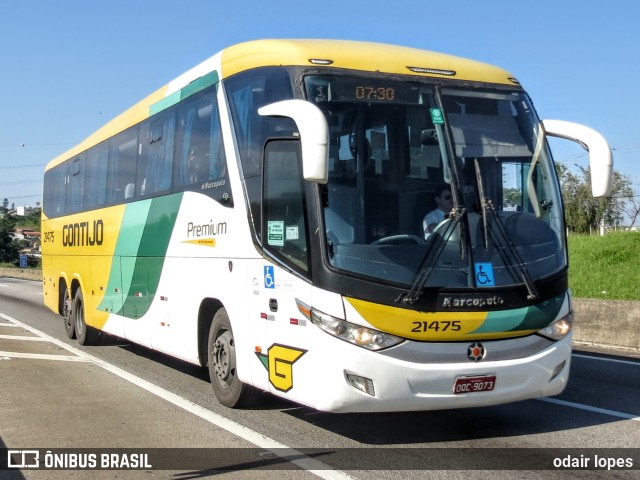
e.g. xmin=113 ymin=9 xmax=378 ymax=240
xmin=538 ymin=398 xmax=640 ymax=422
xmin=0 ymin=312 xmax=354 ymax=480
xmin=0 ymin=350 xmax=90 ymax=362
xmin=572 ymin=353 xmax=640 ymax=367
xmin=0 ymin=280 xmax=44 ymax=294
xmin=0 ymin=334 xmax=48 ymax=341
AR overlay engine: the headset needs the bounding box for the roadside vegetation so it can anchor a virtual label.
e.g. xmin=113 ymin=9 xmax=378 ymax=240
xmin=568 ymin=231 xmax=640 ymax=301
xmin=0 ymin=208 xmax=41 ymax=268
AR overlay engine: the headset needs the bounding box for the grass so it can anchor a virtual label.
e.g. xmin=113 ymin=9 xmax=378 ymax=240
xmin=568 ymin=231 xmax=640 ymax=301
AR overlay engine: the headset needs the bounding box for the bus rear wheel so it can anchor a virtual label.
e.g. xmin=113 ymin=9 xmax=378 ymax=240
xmin=73 ymin=288 xmax=99 ymax=346
xmin=63 ymin=287 xmax=75 ymax=339
xmin=208 ymin=309 xmax=255 ymax=408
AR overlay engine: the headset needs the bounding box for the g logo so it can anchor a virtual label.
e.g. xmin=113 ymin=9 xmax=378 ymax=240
xmin=256 ymin=344 xmax=307 ymax=392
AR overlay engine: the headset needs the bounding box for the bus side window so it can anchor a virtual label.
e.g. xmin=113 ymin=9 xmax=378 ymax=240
xmin=262 ymin=139 xmax=310 ymax=275
xmin=176 ymin=94 xmax=213 ymax=188
xmin=209 ymin=102 xmax=226 ymax=179
xmin=107 ymin=129 xmax=138 ymax=203
xmin=141 ymin=116 xmax=174 ymax=196
xmin=174 ymin=86 xmax=230 ymax=204
xmin=84 ymin=143 xmax=108 ymax=209
xmin=43 ymin=164 xmax=67 ymax=217
xmin=66 ymin=154 xmax=86 ymax=214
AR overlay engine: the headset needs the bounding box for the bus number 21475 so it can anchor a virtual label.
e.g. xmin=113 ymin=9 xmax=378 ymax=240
xmin=411 ymin=320 xmax=461 ymax=333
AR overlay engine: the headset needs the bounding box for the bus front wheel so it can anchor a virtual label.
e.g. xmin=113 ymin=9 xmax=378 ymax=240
xmin=208 ymin=309 xmax=255 ymax=408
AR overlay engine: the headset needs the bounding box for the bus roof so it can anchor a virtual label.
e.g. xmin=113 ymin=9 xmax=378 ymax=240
xmin=47 ymin=39 xmax=518 ymax=170
xmin=221 ymin=39 xmax=517 ymax=83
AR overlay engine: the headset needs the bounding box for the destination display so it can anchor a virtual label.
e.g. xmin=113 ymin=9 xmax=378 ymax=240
xmin=305 ymin=76 xmax=430 ymax=104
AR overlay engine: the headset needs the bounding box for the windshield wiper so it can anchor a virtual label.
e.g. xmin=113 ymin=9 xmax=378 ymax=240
xmin=474 ymin=159 xmax=490 ymax=250
xmin=474 ymin=159 xmax=539 ymax=301
xmin=396 ymin=207 xmax=465 ymax=305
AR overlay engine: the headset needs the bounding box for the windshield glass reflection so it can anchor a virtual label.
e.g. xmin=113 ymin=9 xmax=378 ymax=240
xmin=304 ymin=76 xmax=566 ymax=290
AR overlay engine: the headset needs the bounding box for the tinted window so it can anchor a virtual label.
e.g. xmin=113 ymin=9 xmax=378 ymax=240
xmin=43 ymin=166 xmax=66 ymax=217
xmin=44 ymin=82 xmax=230 ymax=217
xmin=107 ymin=129 xmax=138 ymax=202
xmin=66 ymin=154 xmax=85 ymax=213
xmin=140 ymin=116 xmax=174 ymax=196
xmin=224 ymin=67 xmax=295 ymax=238
xmin=263 ymin=140 xmax=310 ymax=275
xmin=84 ymin=143 xmax=108 ymax=209
xmin=175 ymin=86 xmax=230 ymax=205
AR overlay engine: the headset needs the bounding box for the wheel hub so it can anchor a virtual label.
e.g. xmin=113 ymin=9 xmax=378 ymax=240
xmin=63 ymin=298 xmax=72 ymax=327
xmin=213 ymin=331 xmax=233 ymax=382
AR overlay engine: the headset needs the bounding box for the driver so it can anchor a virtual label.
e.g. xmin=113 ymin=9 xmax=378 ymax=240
xmin=423 ymin=184 xmax=453 ymax=239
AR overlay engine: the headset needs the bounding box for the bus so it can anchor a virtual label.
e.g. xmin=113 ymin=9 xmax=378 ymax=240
xmin=42 ymin=39 xmax=612 ymax=412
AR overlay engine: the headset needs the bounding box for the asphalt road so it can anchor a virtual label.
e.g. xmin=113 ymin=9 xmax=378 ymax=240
xmin=0 ymin=277 xmax=638 ymax=479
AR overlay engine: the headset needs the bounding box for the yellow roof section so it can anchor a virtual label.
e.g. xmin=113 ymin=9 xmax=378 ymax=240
xmin=48 ymin=39 xmax=517 ymax=169
xmin=221 ymin=39 xmax=516 ymax=84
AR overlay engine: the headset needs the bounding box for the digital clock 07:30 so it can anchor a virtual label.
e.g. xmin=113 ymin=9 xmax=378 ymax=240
xmin=355 ymin=86 xmax=395 ymax=101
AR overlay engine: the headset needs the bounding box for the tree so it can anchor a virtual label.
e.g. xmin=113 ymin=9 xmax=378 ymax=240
xmin=0 ymin=214 xmax=19 ymax=263
xmin=622 ymin=182 xmax=640 ymax=227
xmin=503 ymin=187 xmax=521 ymax=208
xmin=557 ymin=164 xmax=633 ymax=234
xmin=19 ymin=209 xmax=41 ymax=230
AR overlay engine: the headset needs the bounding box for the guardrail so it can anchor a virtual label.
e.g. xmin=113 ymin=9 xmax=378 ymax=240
xmin=572 ymin=299 xmax=639 ymax=352
xmin=1 ymin=268 xmax=638 ymax=352
xmin=0 ymin=267 xmax=42 ymax=281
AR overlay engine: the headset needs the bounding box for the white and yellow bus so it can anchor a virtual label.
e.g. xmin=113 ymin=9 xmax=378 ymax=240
xmin=42 ymin=39 xmax=612 ymax=412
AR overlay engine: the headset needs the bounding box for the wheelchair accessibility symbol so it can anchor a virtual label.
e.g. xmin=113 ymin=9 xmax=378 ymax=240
xmin=474 ymin=263 xmax=495 ymax=287
xmin=264 ymin=266 xmax=275 ymax=289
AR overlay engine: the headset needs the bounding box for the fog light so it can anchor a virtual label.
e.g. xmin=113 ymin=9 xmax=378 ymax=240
xmin=346 ymin=373 xmax=375 ymax=396
xmin=550 ymin=360 xmax=566 ymax=381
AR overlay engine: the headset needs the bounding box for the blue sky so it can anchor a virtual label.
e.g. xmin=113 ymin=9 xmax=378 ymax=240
xmin=1 ymin=0 xmax=638 ymax=208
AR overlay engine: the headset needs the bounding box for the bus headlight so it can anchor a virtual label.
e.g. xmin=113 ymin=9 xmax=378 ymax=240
xmin=309 ymin=308 xmax=404 ymax=351
xmin=537 ymin=311 xmax=573 ymax=340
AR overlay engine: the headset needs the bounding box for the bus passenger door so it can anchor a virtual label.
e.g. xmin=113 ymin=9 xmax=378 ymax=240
xmin=261 ymin=266 xmax=312 ymax=399
xmin=246 ymin=263 xmax=270 ymax=391
xmin=259 ymin=139 xmax=314 ymax=399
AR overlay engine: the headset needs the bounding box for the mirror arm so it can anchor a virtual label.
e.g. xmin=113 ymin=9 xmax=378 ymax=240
xmin=542 ymin=119 xmax=613 ymax=197
xmin=259 ymin=100 xmax=329 ymax=184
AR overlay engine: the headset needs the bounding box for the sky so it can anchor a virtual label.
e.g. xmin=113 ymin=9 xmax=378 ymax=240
xmin=1 ymin=0 xmax=638 ymax=210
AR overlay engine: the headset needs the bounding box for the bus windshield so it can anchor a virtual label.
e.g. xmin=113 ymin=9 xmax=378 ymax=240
xmin=304 ymin=75 xmax=566 ymax=291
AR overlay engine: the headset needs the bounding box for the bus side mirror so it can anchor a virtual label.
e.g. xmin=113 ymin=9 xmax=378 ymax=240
xmin=258 ymin=100 xmax=329 ymax=184
xmin=542 ymin=119 xmax=613 ymax=197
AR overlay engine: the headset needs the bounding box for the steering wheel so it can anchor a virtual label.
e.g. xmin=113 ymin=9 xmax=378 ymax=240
xmin=371 ymin=234 xmax=425 ymax=245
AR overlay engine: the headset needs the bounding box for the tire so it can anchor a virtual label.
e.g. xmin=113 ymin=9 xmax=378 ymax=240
xmin=208 ymin=309 xmax=256 ymax=408
xmin=73 ymin=289 xmax=99 ymax=346
xmin=62 ymin=287 xmax=75 ymax=339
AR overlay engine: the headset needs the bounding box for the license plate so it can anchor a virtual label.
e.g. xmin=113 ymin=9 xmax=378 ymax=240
xmin=453 ymin=374 xmax=496 ymax=394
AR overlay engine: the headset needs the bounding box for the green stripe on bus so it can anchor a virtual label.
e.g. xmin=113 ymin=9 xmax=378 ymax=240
xmin=470 ymin=293 xmax=565 ymax=334
xmin=149 ymin=91 xmax=181 ymax=116
xmin=180 ymin=71 xmax=219 ymax=100
xmin=149 ymin=71 xmax=219 ymax=116
xmin=98 ymin=201 xmax=152 ymax=315
xmin=98 ymin=194 xmax=183 ymax=319
xmin=117 ymin=193 xmax=183 ymax=319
